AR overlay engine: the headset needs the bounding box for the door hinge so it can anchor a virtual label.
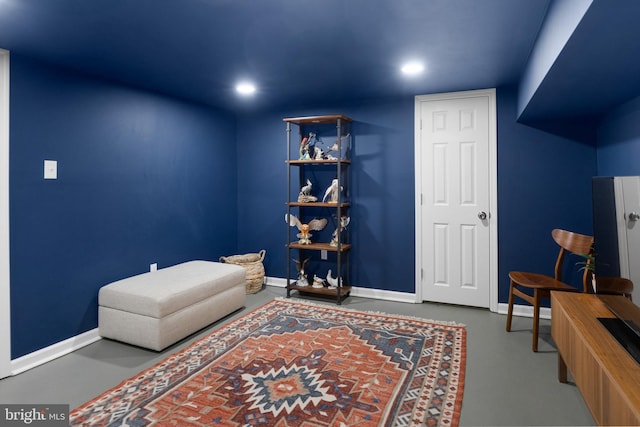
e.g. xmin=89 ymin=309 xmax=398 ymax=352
xmin=421 ymin=268 xmax=424 ymax=280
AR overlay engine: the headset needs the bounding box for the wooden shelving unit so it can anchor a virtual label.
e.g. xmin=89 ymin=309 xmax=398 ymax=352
xmin=284 ymin=114 xmax=353 ymax=304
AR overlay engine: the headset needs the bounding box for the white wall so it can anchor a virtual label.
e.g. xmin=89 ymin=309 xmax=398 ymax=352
xmin=0 ymin=49 xmax=11 ymax=379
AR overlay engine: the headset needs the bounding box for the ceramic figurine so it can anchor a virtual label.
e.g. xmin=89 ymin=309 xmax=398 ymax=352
xmin=312 ymin=274 xmax=326 ymax=288
xmin=299 ymin=136 xmax=310 ymax=160
xmin=326 ymin=269 xmax=342 ymax=289
xmin=293 ymin=257 xmax=310 ymax=287
xmin=322 ymin=178 xmax=343 ymax=203
xmin=298 ymin=179 xmax=317 ymax=202
xmin=285 ymin=213 xmax=327 ymax=245
xmin=330 ymin=216 xmax=350 ymax=247
xmin=300 ymin=179 xmax=312 ymax=196
xmin=299 ymin=132 xmax=316 ymax=160
xmin=325 ymin=133 xmax=350 ymax=160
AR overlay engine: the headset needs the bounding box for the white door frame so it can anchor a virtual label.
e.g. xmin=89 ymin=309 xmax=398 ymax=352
xmin=0 ymin=49 xmax=11 ymax=378
xmin=414 ymin=88 xmax=498 ymax=313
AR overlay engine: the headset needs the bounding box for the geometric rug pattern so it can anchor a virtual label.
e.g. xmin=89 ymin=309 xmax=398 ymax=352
xmin=70 ymin=298 xmax=466 ymax=426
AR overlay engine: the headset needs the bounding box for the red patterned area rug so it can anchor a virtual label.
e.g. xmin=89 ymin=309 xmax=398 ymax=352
xmin=71 ymin=298 xmax=466 ymax=426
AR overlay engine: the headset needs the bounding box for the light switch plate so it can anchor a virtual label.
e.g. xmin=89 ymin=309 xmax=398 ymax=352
xmin=44 ymin=160 xmax=57 ymax=179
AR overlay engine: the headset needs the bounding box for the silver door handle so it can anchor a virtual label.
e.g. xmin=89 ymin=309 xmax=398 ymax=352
xmin=629 ymin=212 xmax=640 ymax=222
xmin=478 ymin=211 xmax=487 ymax=220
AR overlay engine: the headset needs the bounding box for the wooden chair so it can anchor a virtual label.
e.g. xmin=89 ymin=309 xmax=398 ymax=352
xmin=506 ymin=229 xmax=594 ymax=352
xmin=595 ymin=276 xmax=634 ymax=301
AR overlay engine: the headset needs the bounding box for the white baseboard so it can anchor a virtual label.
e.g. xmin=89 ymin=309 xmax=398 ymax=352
xmin=265 ymin=276 xmax=288 ymax=288
xmin=11 ymin=328 xmax=101 ymax=376
xmin=266 ymin=276 xmax=418 ymax=304
xmin=350 ymin=287 xmax=418 ymax=303
xmin=497 ymin=302 xmax=551 ymax=320
xmin=269 ymin=277 xmax=551 ymax=318
xmin=8 ymin=284 xmax=546 ymax=376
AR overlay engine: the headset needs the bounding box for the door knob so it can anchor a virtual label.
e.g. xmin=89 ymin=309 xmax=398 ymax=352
xmin=478 ymin=211 xmax=487 ymax=220
xmin=629 ymin=212 xmax=640 ymax=222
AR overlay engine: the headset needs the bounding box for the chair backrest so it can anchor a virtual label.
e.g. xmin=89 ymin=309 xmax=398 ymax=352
xmin=551 ymin=228 xmax=594 ymax=293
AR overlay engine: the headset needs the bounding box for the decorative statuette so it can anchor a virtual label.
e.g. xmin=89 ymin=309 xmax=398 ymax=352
xmin=313 ymin=146 xmax=325 ymax=160
xmin=312 ymin=275 xmax=326 ymax=288
xmin=285 ymin=213 xmax=327 ymax=245
xmin=326 ymin=269 xmax=342 ymax=289
xmin=322 ymin=178 xmax=343 ymax=203
xmin=324 ymin=133 xmax=350 ymax=160
xmin=298 ymin=179 xmax=317 ymax=203
xmin=293 ymin=257 xmax=310 ymax=287
xmin=330 ymin=216 xmax=350 ymax=247
xmin=299 ymin=132 xmax=316 ymax=160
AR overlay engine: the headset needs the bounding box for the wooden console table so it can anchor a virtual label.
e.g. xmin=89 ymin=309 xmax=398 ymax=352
xmin=551 ymin=292 xmax=640 ymax=426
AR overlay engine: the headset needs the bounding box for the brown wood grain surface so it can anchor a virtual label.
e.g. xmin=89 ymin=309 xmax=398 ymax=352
xmin=551 ymin=292 xmax=640 ymax=426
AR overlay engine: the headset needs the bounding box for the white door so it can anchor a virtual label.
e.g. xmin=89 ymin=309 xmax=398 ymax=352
xmin=415 ymin=89 xmax=497 ymax=309
xmin=0 ymin=49 xmax=10 ymax=379
xmin=617 ymin=177 xmax=640 ymax=303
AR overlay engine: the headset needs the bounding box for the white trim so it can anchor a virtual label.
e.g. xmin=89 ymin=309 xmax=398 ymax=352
xmin=350 ymin=287 xmax=417 ymax=304
xmin=614 ymin=178 xmax=630 ymax=278
xmin=0 ymin=49 xmax=10 ymax=379
xmin=496 ymin=303 xmax=551 ymax=320
xmin=10 ymin=329 xmax=101 ymax=376
xmin=414 ymin=89 xmax=498 ymax=312
xmin=8 ymin=285 xmax=544 ymax=375
xmin=265 ymin=277 xmax=418 ymax=304
xmin=265 ymin=276 xmax=288 ymax=288
xmin=272 ymin=277 xmax=545 ymax=317
xmin=5 ymin=300 xmax=549 ymax=377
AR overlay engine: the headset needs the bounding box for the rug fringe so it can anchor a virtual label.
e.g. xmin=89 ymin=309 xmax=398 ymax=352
xmin=273 ymin=296 xmax=466 ymax=328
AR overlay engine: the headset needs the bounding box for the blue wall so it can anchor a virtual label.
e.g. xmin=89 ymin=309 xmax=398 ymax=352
xmin=237 ymin=88 xmax=598 ymax=303
xmin=517 ymin=0 xmax=592 ymax=118
xmin=10 ymin=56 xmax=239 ymax=358
xmin=497 ymin=87 xmax=596 ymax=301
xmin=8 ymin=59 xmax=603 ymax=360
xmin=236 ymin=97 xmax=416 ymax=292
xmin=597 ymin=95 xmax=640 ymax=176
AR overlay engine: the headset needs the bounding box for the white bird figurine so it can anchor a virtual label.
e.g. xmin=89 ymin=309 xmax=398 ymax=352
xmin=326 ymin=269 xmax=342 ymax=288
xmin=312 ymin=274 xmax=326 ymax=288
xmin=325 ymin=134 xmax=350 ymax=159
xmin=298 ymin=179 xmax=317 ymax=202
xmin=322 ymin=179 xmax=343 ymax=203
xmin=300 ymin=179 xmax=312 ymax=196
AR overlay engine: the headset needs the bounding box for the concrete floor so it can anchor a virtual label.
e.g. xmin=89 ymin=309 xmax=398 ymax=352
xmin=0 ymin=286 xmax=594 ymax=426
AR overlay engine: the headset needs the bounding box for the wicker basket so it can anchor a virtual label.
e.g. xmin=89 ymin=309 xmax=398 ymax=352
xmin=219 ymin=249 xmax=266 ymax=294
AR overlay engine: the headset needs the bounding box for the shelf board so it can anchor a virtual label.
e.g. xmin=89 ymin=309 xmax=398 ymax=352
xmin=288 ymin=283 xmax=352 ymax=297
xmin=287 ymin=201 xmax=350 ymax=208
xmin=288 ymin=242 xmax=351 ymax=252
xmin=283 ymin=114 xmax=352 ymax=125
xmin=286 ymin=159 xmax=351 ymax=165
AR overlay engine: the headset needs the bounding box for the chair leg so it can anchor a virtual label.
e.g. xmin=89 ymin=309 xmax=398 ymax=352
xmin=532 ymin=290 xmax=540 ymax=352
xmin=506 ymin=280 xmax=515 ymax=332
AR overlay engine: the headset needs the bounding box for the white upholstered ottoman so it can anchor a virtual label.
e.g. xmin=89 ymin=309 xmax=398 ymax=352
xmin=98 ymin=260 xmax=246 ymax=351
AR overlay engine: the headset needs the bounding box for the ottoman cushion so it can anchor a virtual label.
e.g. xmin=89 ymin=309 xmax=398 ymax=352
xmin=99 ymin=260 xmax=245 ymax=318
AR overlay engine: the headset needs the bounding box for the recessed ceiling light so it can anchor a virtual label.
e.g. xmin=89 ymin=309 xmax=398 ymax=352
xmin=236 ymin=82 xmax=256 ymax=95
xmin=401 ymin=62 xmax=425 ymax=76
